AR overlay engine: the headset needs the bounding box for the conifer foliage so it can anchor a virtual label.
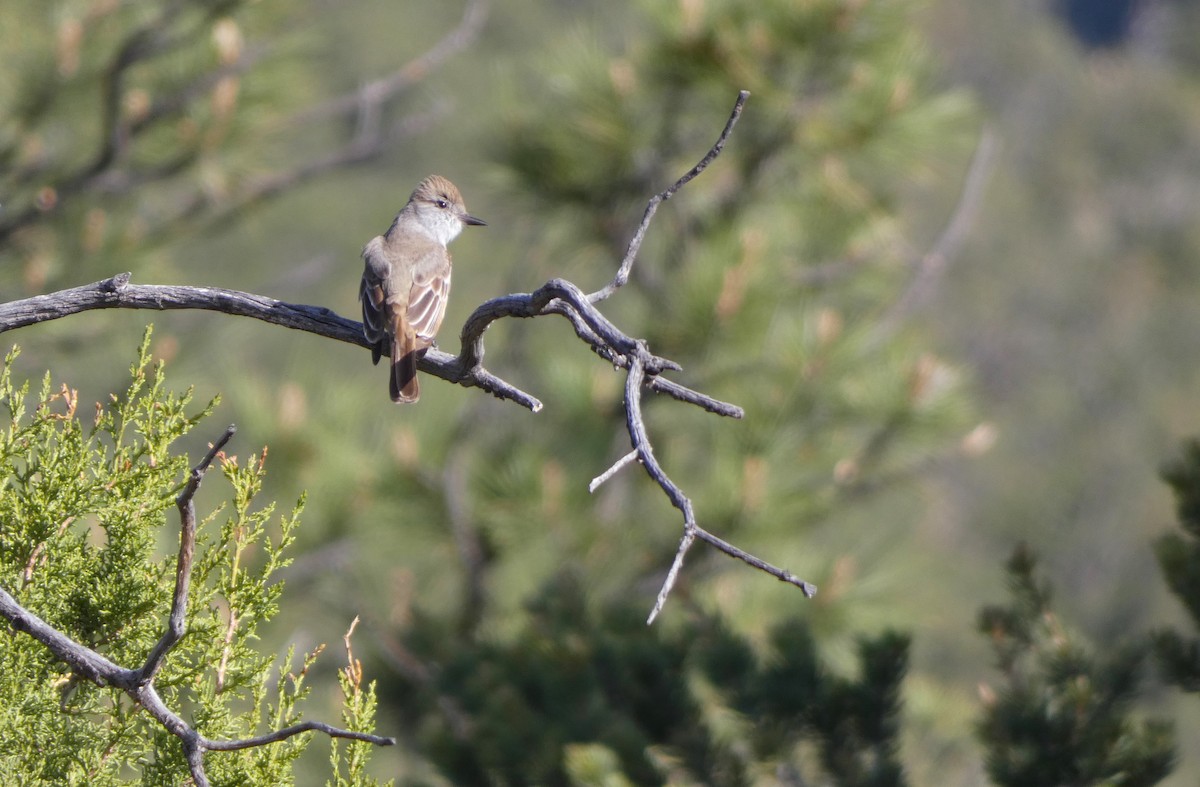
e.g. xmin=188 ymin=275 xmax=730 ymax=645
xmin=975 ymin=545 xmax=1175 ymax=787
xmin=1153 ymin=440 xmax=1200 ymax=694
xmin=0 ymin=330 xmax=386 ymax=785
xmin=390 ymin=572 xmax=909 ymax=786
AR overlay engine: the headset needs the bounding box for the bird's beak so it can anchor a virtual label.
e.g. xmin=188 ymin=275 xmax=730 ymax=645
xmin=461 ymin=213 xmax=487 ymax=227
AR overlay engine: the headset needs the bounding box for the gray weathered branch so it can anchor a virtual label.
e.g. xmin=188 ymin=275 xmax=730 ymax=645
xmin=0 ymin=272 xmax=543 ymax=411
xmin=0 ymin=90 xmax=817 ymax=629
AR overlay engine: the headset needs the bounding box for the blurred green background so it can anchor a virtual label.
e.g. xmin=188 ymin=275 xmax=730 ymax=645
xmin=3 ymin=0 xmax=1200 ymax=783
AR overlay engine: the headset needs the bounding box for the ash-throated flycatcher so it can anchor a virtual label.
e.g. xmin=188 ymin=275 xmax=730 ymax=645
xmin=360 ymin=175 xmax=485 ymax=403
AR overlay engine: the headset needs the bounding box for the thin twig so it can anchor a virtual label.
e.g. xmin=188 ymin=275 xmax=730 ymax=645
xmin=589 ymin=90 xmax=751 ymax=303
xmin=689 ymin=527 xmax=817 ymax=597
xmin=202 ymin=720 xmax=394 ymax=751
xmin=589 ymin=450 xmax=639 ymax=493
xmin=141 ymin=425 xmax=236 ymax=682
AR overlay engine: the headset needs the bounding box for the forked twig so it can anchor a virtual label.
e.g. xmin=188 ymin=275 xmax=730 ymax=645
xmin=451 ymin=90 xmax=816 ymax=621
xmin=622 ymin=355 xmax=816 ymax=623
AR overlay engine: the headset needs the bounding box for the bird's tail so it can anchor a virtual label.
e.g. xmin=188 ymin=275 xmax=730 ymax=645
xmin=390 ymin=333 xmax=420 ymax=404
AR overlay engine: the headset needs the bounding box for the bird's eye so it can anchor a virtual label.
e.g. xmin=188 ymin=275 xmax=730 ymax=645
xmin=435 ymin=199 xmax=449 ymax=209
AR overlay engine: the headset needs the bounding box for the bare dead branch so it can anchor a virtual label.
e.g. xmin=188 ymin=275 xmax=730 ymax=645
xmin=0 ymin=273 xmax=544 ymax=411
xmin=0 ymin=586 xmax=135 ymax=688
xmin=453 ymin=277 xmax=736 ymax=417
xmin=202 ymin=720 xmax=394 ymax=751
xmin=622 ymin=354 xmax=817 ymax=623
xmin=645 ymin=375 xmax=744 ymax=418
xmin=447 ymin=92 xmax=814 ymax=620
xmin=689 ymin=528 xmax=818 ymax=599
xmin=0 ymin=269 xmax=745 ymax=422
xmin=0 ymin=427 xmax=396 ymax=787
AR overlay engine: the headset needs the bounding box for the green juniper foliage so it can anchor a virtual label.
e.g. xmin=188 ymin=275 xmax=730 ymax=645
xmin=975 ymin=545 xmax=1175 ymax=787
xmin=328 ymin=618 xmax=390 ymax=787
xmin=0 ymin=328 xmax=386 ymax=786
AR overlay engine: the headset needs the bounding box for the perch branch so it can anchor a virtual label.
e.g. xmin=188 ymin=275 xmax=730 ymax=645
xmin=0 ymin=427 xmax=395 ymax=787
xmin=0 ymin=273 xmax=543 ymax=412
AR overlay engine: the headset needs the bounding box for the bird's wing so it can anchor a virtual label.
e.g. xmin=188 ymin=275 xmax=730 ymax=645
xmin=360 ymin=235 xmax=393 ymax=360
xmin=407 ymin=248 xmax=452 ymax=346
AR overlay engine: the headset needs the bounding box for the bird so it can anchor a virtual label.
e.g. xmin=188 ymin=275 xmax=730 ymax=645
xmin=359 ymin=175 xmax=485 ymax=403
